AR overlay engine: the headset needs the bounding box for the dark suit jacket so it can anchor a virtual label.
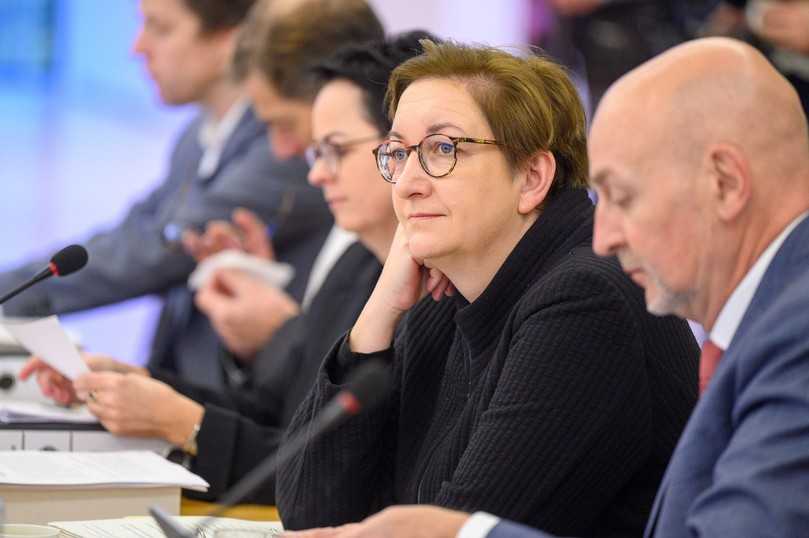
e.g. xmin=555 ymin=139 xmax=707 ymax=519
xmin=649 ymin=213 xmax=809 ymax=537
xmin=152 ymin=242 xmax=382 ymax=503
xmin=487 ymin=213 xmax=809 ymax=538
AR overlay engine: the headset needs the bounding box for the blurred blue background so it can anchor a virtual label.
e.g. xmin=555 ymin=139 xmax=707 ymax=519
xmin=1 ymin=0 xmax=193 ymax=364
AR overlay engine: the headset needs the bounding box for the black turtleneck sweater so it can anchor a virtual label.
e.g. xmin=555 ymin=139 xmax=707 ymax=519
xmin=276 ymin=189 xmax=699 ymax=537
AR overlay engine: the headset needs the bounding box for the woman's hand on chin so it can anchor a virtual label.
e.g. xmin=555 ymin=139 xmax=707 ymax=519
xmin=350 ymin=225 xmax=454 ymax=353
xmin=381 ymin=225 xmax=453 ymax=312
xmin=422 ymin=259 xmax=455 ymax=302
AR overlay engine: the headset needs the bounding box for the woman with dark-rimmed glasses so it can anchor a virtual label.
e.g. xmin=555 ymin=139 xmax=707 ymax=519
xmin=278 ymin=41 xmax=699 ymax=538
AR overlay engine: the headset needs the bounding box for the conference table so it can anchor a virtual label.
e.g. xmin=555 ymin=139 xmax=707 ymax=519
xmin=181 ymin=497 xmax=279 ymax=521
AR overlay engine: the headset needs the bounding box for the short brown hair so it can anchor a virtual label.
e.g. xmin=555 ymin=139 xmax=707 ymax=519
xmin=183 ymin=0 xmax=256 ymax=33
xmin=386 ymin=40 xmax=589 ymax=193
xmin=239 ymin=0 xmax=385 ymax=101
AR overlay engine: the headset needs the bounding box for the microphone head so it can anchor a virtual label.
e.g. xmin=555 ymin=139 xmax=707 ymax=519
xmin=342 ymin=359 xmax=391 ymax=414
xmin=49 ymin=244 xmax=89 ymax=277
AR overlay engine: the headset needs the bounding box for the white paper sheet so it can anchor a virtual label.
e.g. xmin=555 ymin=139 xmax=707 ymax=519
xmin=0 ymin=451 xmax=208 ymax=491
xmin=52 ymin=516 xmax=282 ymax=538
xmin=0 ymin=316 xmax=88 ymax=379
xmin=188 ymin=250 xmax=294 ymax=291
xmin=0 ymin=400 xmax=98 ymax=424
xmin=0 ymin=323 xmax=26 ymax=354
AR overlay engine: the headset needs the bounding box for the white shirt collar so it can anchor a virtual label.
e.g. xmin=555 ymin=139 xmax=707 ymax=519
xmin=710 ymin=210 xmax=809 ymax=350
xmin=197 ymin=97 xmax=250 ymax=179
xmin=301 ymin=226 xmax=358 ymax=310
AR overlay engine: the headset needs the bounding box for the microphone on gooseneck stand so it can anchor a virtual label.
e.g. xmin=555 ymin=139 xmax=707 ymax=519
xmin=0 ymin=245 xmax=89 ymax=306
xmin=151 ymin=359 xmax=392 ymax=538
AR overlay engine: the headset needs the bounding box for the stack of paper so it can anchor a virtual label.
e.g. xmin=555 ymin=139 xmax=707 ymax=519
xmin=0 ymin=324 xmax=25 ymax=354
xmin=0 ymin=451 xmax=209 ymax=524
xmin=0 ymin=400 xmax=98 ymax=424
xmin=0 ymin=451 xmax=207 ymax=490
xmin=51 ymin=516 xmax=283 ymax=538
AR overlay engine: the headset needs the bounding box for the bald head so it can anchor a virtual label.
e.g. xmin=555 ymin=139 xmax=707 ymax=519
xmin=594 ymin=38 xmax=809 ymax=201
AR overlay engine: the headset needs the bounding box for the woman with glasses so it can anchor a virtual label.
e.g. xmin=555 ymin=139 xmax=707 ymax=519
xmin=277 ymin=42 xmax=699 ymax=537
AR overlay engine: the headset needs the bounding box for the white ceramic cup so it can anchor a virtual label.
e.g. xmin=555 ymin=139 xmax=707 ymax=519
xmin=0 ymin=524 xmax=61 ymax=538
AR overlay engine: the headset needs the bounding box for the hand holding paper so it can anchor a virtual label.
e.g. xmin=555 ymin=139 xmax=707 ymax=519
xmin=194 ymin=268 xmax=300 ymax=360
xmin=1 ymin=316 xmax=88 ymax=380
xmin=20 ymin=353 xmax=149 ymax=407
xmin=0 ymin=400 xmax=97 ymax=424
xmin=188 ymin=250 xmax=294 ymax=291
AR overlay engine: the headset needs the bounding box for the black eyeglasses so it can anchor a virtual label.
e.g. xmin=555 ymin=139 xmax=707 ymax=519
xmin=372 ymin=133 xmax=500 ymax=183
xmin=305 ymin=134 xmax=381 ymax=175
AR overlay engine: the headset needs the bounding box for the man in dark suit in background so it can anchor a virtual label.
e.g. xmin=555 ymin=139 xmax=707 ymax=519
xmin=0 ymin=0 xmax=332 ymax=390
xmin=285 ymin=36 xmax=809 ymax=538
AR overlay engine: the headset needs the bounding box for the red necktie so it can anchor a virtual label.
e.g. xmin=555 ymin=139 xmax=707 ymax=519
xmin=699 ymin=340 xmax=724 ymax=395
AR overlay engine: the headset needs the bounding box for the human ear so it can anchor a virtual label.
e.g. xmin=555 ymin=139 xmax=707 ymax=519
xmin=517 ymin=150 xmax=555 ymax=214
xmin=707 ymin=144 xmax=751 ymax=222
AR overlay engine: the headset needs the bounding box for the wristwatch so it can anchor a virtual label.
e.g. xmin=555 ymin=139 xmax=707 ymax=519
xmin=181 ymin=422 xmax=201 ymax=457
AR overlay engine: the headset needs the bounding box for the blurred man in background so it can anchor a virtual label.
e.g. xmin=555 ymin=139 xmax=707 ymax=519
xmin=0 ymin=0 xmax=332 ymax=390
xmin=181 ymin=0 xmax=386 ymax=379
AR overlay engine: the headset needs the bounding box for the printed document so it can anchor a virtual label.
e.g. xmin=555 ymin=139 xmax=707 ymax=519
xmin=51 ymin=516 xmax=282 ymax=538
xmin=0 ymin=323 xmax=25 ymax=354
xmin=0 ymin=451 xmax=208 ymax=490
xmin=0 ymin=315 xmax=88 ymax=379
xmin=0 ymin=400 xmax=98 ymax=424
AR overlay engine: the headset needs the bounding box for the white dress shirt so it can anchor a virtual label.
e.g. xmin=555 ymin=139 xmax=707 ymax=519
xmin=458 ymin=512 xmax=501 ymax=538
xmin=456 ymin=210 xmax=809 ymax=538
xmin=197 ymin=98 xmax=250 ymax=179
xmin=300 ymin=226 xmax=357 ymax=310
xmin=710 ymin=211 xmax=808 ymax=350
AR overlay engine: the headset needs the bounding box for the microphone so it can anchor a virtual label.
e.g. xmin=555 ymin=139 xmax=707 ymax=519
xmin=0 ymin=245 xmax=89 ymax=306
xmin=151 ymin=359 xmax=391 ymax=538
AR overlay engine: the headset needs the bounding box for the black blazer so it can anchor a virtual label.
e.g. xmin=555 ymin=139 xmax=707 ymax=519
xmin=277 ymin=188 xmax=699 ymax=537
xmin=153 ymin=242 xmax=382 ymax=503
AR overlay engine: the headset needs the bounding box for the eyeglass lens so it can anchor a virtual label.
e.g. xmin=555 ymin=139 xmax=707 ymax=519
xmin=377 ymin=134 xmax=457 ymax=182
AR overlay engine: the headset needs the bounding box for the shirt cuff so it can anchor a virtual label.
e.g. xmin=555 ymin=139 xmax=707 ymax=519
xmin=457 ymin=512 xmax=501 ymax=538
